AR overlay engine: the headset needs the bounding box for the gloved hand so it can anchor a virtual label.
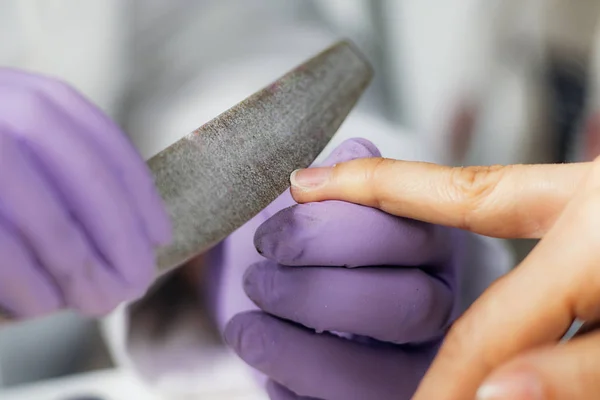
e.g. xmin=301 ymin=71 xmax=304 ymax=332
xmin=0 ymin=68 xmax=171 ymax=320
xmin=205 ymin=138 xmax=464 ymax=400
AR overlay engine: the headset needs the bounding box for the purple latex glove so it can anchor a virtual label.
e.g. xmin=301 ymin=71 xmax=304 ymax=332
xmin=207 ymin=138 xmax=463 ymax=400
xmin=0 ymin=68 xmax=171 ymax=319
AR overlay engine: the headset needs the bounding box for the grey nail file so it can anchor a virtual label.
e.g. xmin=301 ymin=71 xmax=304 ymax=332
xmin=148 ymin=40 xmax=373 ymax=275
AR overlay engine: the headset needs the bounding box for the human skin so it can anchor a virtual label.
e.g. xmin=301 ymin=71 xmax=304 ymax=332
xmin=207 ymin=138 xmax=465 ymax=399
xmin=290 ymin=155 xmax=600 ymax=399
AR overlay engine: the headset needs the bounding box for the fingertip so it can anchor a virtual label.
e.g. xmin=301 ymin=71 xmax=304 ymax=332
xmin=224 ymin=311 xmax=258 ymax=346
xmin=289 ymin=177 xmax=308 ymax=203
xmin=242 ymin=261 xmax=270 ymax=306
xmin=289 ymin=168 xmax=336 ymax=205
xmin=16 ymin=288 xmax=64 ymax=319
xmin=290 ymin=157 xmax=381 ymax=204
xmin=254 ymin=221 xmax=273 ymax=258
xmin=254 ymin=208 xmax=306 ymax=264
xmin=119 ymin=240 xmax=156 ymax=288
xmin=224 ymin=311 xmax=272 ymax=367
xmin=477 ymin=367 xmax=544 ymax=400
xmin=126 ymin=274 xmax=153 ymax=302
xmin=80 ymin=242 xmax=154 ymax=316
xmin=291 ymin=137 xmax=382 ymax=202
xmin=290 ymin=167 xmax=332 ymax=192
xmin=66 ymin=256 xmax=135 ymax=317
xmin=0 ymin=222 xmax=66 ymax=319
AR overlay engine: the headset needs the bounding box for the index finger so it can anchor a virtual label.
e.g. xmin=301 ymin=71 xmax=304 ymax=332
xmin=412 ymin=161 xmax=600 ymax=399
xmin=291 ymin=158 xmax=589 ymax=238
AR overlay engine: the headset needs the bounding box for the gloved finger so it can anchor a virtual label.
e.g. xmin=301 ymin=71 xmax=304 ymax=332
xmin=244 ymin=261 xmax=452 ymax=343
xmin=0 ymin=87 xmax=155 ymax=293
xmin=290 ymin=158 xmax=587 ymax=239
xmin=225 ymin=311 xmax=433 ymax=400
xmin=266 ymin=381 xmax=319 ymax=400
xmin=207 ymin=139 xmax=382 ymax=332
xmin=0 ymin=129 xmax=133 ymax=315
xmin=211 ymin=137 xmax=384 ymax=281
xmin=318 ymin=137 xmax=381 ymax=166
xmin=0 ymin=68 xmax=171 ymax=245
xmin=477 ymin=330 xmax=600 ymax=400
xmin=0 ymin=219 xmax=63 ymax=318
xmin=255 ymin=201 xmax=452 ymax=270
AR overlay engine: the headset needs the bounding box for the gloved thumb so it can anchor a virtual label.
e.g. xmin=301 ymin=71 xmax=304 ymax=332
xmin=317 ymin=137 xmax=380 ymax=167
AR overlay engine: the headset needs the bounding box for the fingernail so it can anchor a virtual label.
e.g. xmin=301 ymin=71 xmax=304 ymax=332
xmin=242 ymin=262 xmax=267 ymax=304
xmin=290 ymin=167 xmax=331 ymax=190
xmin=477 ymin=372 xmax=544 ymax=400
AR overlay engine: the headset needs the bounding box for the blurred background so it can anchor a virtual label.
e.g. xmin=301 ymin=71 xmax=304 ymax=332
xmin=1 ymin=0 xmax=599 ymax=399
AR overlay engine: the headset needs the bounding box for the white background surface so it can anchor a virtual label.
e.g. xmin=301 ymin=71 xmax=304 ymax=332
xmin=1 ymin=361 xmax=267 ymax=400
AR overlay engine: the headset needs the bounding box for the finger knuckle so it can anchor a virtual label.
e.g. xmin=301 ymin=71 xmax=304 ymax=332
xmin=447 ymin=165 xmax=506 ymax=231
xmin=368 ymin=157 xmax=397 ymax=209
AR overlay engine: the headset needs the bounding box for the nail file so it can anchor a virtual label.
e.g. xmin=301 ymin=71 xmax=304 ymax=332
xmin=147 ymin=40 xmax=373 ymax=275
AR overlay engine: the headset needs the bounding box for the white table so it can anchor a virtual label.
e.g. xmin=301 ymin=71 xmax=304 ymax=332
xmin=1 ymin=362 xmax=267 ymax=400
